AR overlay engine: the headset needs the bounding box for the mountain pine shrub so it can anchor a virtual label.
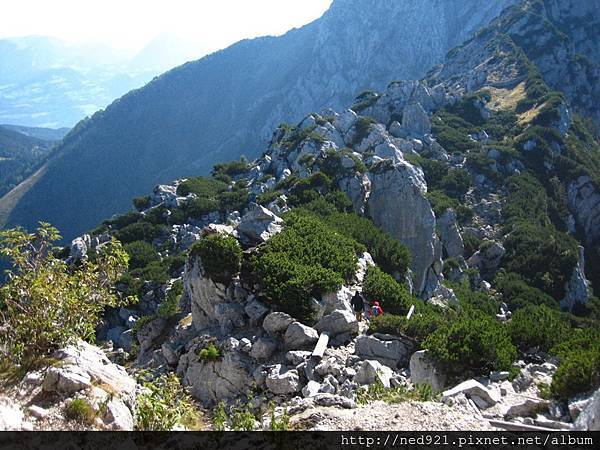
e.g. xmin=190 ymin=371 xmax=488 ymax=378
xmin=362 ymin=266 xmax=413 ymax=315
xmin=189 ymin=234 xmax=242 ymax=285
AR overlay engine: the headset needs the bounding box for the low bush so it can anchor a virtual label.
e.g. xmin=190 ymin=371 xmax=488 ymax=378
xmin=64 ymin=398 xmax=96 ymax=425
xmin=135 ymin=372 xmax=201 ymax=431
xmin=197 ymin=342 xmax=222 ymax=361
xmin=423 ymin=312 xmax=517 ymax=375
xmin=114 ymin=222 xmax=166 ymax=244
xmin=362 ymin=266 xmax=413 ymax=315
xmin=157 ymin=280 xmax=184 ymax=317
xmin=252 ymin=212 xmax=358 ymax=321
xmin=189 ymin=234 xmax=243 ymax=284
xmin=509 ymin=305 xmax=570 ymax=351
xmin=124 ymin=241 xmax=160 ymax=271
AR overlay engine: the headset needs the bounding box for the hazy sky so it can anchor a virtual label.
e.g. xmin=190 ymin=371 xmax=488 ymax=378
xmin=0 ymin=0 xmax=333 ymax=54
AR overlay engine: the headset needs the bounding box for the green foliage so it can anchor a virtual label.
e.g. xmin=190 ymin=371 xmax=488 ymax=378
xmin=426 ymin=190 xmax=473 ymax=223
xmin=269 ymin=402 xmax=290 ymax=431
xmin=352 ymin=116 xmax=376 ymax=146
xmin=368 ymin=303 xmax=450 ymax=345
xmin=509 ymin=305 xmax=570 ymax=351
xmin=212 ymin=156 xmax=250 ymax=178
xmin=0 ymin=223 xmax=132 ymax=365
xmin=494 ymin=272 xmax=558 ymax=310
xmin=133 ymin=196 xmax=151 ymax=211
xmin=251 ymin=212 xmax=358 ymax=321
xmin=64 ymin=398 xmax=97 ymax=425
xmin=212 ymin=402 xmax=227 ymax=431
xmin=423 ymin=312 xmax=517 ymax=375
xmin=124 ymin=241 xmax=160 ymax=270
xmin=197 ymin=342 xmax=222 ymax=361
xmin=114 ymin=222 xmax=166 ymax=244
xmin=440 ymin=168 xmax=471 ymax=200
xmin=462 ymin=233 xmax=482 ymax=259
xmin=135 ymin=372 xmax=201 ymax=431
xmin=450 ymin=279 xmax=498 ymax=316
xmin=297 ymin=196 xmax=411 ymax=277
xmin=157 ymin=280 xmax=184 ymax=317
xmin=189 ymin=234 xmax=242 ymax=284
xmin=362 ymin=266 xmax=413 ymax=315
xmin=176 ymin=176 xmax=227 ymax=197
xmin=356 ymin=379 xmax=437 ymax=405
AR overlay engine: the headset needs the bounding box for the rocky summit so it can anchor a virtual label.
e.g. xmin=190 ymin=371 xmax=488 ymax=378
xmin=1 ymin=0 xmax=599 ymax=433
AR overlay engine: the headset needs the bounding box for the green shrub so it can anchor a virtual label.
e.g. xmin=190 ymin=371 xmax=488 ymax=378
xmin=135 ymin=372 xmax=201 ymax=431
xmin=298 ymin=196 xmax=411 ymax=277
xmin=114 ymin=222 xmax=166 ymax=244
xmin=176 ymin=176 xmax=227 ymax=197
xmin=252 ymin=212 xmax=358 ymax=321
xmin=509 ymin=305 xmax=570 ymax=351
xmin=369 ymin=304 xmax=451 ymax=344
xmin=423 ymin=312 xmax=517 ymax=375
xmin=440 ymin=168 xmax=471 ymax=200
xmin=356 ymin=379 xmax=437 ymax=405
xmin=0 ymin=224 xmax=132 ymax=365
xmin=189 ymin=234 xmax=242 ymax=284
xmin=426 ymin=190 xmax=473 ymax=223
xmin=198 ymin=342 xmax=222 ymax=361
xmin=184 ymin=197 xmax=220 ymax=218
xmin=362 ymin=266 xmax=412 ymax=315
xmin=494 ymin=271 xmax=558 ymax=310
xmin=133 ymin=196 xmax=151 ymax=211
xmin=157 ymin=280 xmax=184 ymax=317
xmin=462 ymin=234 xmax=482 ymax=259
xmin=352 ymin=116 xmax=376 ymax=146
xmin=212 ymin=157 xmax=250 ymax=178
xmin=124 ymin=241 xmax=160 ymax=270
xmin=212 ymin=402 xmax=227 ymax=431
xmin=64 ymin=398 xmax=96 ymax=425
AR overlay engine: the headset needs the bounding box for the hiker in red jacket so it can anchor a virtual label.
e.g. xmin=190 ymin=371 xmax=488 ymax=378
xmin=369 ymin=301 xmax=383 ymax=319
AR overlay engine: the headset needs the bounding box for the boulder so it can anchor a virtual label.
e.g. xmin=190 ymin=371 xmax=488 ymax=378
xmin=70 ymin=236 xmax=89 ymax=261
xmin=442 ymin=379 xmax=501 ymax=409
xmin=266 ymin=365 xmax=301 ymax=394
xmin=315 ymin=310 xmax=359 ymax=337
xmin=137 ymin=317 xmax=168 ymax=353
xmin=354 ymin=360 xmax=394 ymax=388
xmin=178 ymin=345 xmax=253 ymax=404
xmin=103 ymin=397 xmax=135 ymax=431
xmin=249 ymin=337 xmax=278 ymax=361
xmin=401 ymin=103 xmax=431 ymax=136
xmin=561 ymin=246 xmax=590 ymax=311
xmin=185 ymin=258 xmax=229 ymax=330
xmin=438 ymin=209 xmax=464 ymax=258
xmin=286 ymin=351 xmax=311 ymax=366
xmin=236 ymin=204 xmax=283 ymax=245
xmin=467 ymin=242 xmax=505 ymax=276
xmin=302 ymin=380 xmax=322 ymax=398
xmin=568 ymin=176 xmax=600 ymax=245
xmin=504 ymin=398 xmax=550 ymax=419
xmin=409 ymin=350 xmax=446 ymax=391
xmin=42 ymin=365 xmax=92 ymax=394
xmin=284 ymin=322 xmax=319 ymax=349
xmin=354 ymin=334 xmax=413 ymax=369
xmin=244 ymin=299 xmax=270 ymax=326
xmin=263 ymin=311 xmax=294 ymax=334
xmin=313 ymin=394 xmax=356 ymax=409
xmin=574 ymin=388 xmax=600 ymax=431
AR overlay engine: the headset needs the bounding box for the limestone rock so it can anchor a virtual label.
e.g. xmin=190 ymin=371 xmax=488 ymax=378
xmin=315 ymin=310 xmax=359 ymax=337
xmin=442 ymin=379 xmax=501 ymax=409
xmin=236 ymin=204 xmax=283 ymax=246
xmin=249 ymin=337 xmax=278 ymax=361
xmin=263 ymin=311 xmax=294 ymax=334
xmin=354 ymin=334 xmax=413 ymax=369
xmin=574 ymin=388 xmax=600 ymax=431
xmin=354 ymin=360 xmax=394 ymax=388
xmin=266 ymin=365 xmax=300 ymax=394
xmin=0 ymin=396 xmax=23 ymax=431
xmin=561 ymin=246 xmax=590 ymax=311
xmin=103 ymin=397 xmax=135 ymax=431
xmin=244 ymin=298 xmax=270 ymax=326
xmin=402 ymin=103 xmax=431 ymax=136
xmin=504 ymin=398 xmax=550 ymax=419
xmin=409 ymin=350 xmax=447 ymax=391
xmin=284 ymin=322 xmax=319 ymax=349
xmin=42 ymin=365 xmax=92 ymax=394
xmin=438 ymin=209 xmax=464 ymax=258
xmin=185 ymin=258 xmax=229 ymax=330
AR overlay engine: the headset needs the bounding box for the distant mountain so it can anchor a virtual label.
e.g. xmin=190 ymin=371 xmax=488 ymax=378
xmin=0 ymin=125 xmax=57 ymax=200
xmin=0 ymin=35 xmax=204 ymax=128
xmin=1 ymin=124 xmax=70 ymax=141
xmin=1 ymin=0 xmax=518 ymax=241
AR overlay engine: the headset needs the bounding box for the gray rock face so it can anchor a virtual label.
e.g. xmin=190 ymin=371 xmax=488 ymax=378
xmin=284 ymin=322 xmax=319 ymax=349
xmin=70 ymin=235 xmax=89 ymax=261
xmin=42 ymin=366 xmax=92 ymax=394
xmin=409 ymin=350 xmax=447 ymax=391
xmin=263 ymin=312 xmax=294 ymax=334
xmin=244 ymin=299 xmax=270 ymax=326
xmin=315 ymin=310 xmax=359 ymax=337
xmin=568 ymin=176 xmax=600 ymax=245
xmin=561 ymin=246 xmax=590 ymax=311
xmin=574 ymin=388 xmax=600 ymax=431
xmin=467 ymin=241 xmax=505 ymax=277
xmin=236 ymin=204 xmax=283 ymax=246
xmin=360 ymin=162 xmax=440 ymax=296
xmin=184 ymin=258 xmax=229 ymax=330
xmin=266 ymin=365 xmax=300 ymax=394
xmin=402 ymin=103 xmax=431 ymax=137
xmin=103 ymin=397 xmax=135 ymax=431
xmin=438 ymin=209 xmax=464 ymax=258
xmin=178 ymin=344 xmax=253 ymax=404
xmin=137 ymin=317 xmax=168 ymax=354
xmin=354 ymin=334 xmax=413 ymax=369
